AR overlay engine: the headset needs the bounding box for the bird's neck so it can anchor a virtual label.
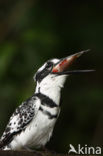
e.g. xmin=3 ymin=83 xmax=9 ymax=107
xmin=35 ymin=83 xmax=62 ymax=105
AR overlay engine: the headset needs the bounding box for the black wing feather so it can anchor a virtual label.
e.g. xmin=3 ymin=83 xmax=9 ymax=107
xmin=0 ymin=95 xmax=39 ymax=148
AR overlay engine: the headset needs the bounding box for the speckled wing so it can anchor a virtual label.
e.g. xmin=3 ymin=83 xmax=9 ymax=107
xmin=0 ymin=95 xmax=40 ymax=148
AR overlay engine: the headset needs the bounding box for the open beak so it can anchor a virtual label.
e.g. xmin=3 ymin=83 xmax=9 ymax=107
xmin=52 ymin=50 xmax=95 ymax=75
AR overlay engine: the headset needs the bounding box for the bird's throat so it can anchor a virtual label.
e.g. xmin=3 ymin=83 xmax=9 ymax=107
xmin=35 ymin=83 xmax=62 ymax=106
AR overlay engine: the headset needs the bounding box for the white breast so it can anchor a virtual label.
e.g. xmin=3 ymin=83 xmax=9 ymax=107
xmin=10 ymin=106 xmax=60 ymax=150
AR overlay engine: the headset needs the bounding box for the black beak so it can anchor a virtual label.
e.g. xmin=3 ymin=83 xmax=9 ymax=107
xmin=52 ymin=50 xmax=95 ymax=75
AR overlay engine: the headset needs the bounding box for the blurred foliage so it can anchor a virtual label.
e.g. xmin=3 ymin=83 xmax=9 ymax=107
xmin=0 ymin=0 xmax=103 ymax=153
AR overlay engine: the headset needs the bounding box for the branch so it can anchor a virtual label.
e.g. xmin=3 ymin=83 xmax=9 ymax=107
xmin=0 ymin=151 xmax=67 ymax=156
xmin=0 ymin=150 xmax=96 ymax=156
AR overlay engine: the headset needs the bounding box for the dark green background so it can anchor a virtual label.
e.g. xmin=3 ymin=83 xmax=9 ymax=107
xmin=0 ymin=0 xmax=102 ymax=153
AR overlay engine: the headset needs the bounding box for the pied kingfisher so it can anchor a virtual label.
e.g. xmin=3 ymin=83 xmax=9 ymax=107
xmin=0 ymin=50 xmax=93 ymax=150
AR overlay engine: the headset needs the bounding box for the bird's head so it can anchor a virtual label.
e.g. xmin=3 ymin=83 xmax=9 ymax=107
xmin=34 ymin=50 xmax=94 ymax=89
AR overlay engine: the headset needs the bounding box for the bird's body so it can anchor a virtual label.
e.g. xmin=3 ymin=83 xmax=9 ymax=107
xmin=0 ymin=67 xmax=66 ymax=150
xmin=0 ymin=82 xmax=63 ymax=150
xmin=0 ymin=50 xmax=93 ymax=150
xmin=3 ymin=96 xmax=58 ymax=150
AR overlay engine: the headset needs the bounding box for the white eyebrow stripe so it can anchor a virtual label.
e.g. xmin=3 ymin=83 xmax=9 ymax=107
xmin=38 ymin=63 xmax=46 ymax=72
xmin=37 ymin=58 xmax=59 ymax=73
xmin=50 ymin=59 xmax=59 ymax=64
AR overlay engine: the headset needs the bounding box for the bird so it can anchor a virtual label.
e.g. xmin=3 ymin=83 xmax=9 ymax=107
xmin=0 ymin=50 xmax=94 ymax=151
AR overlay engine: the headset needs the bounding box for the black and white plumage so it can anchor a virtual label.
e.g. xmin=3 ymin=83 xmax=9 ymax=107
xmin=0 ymin=50 xmax=93 ymax=150
xmin=0 ymin=96 xmax=40 ymax=150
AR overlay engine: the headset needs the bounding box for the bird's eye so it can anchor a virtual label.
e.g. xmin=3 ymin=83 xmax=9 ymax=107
xmin=45 ymin=62 xmax=53 ymax=70
xmin=34 ymin=62 xmax=53 ymax=82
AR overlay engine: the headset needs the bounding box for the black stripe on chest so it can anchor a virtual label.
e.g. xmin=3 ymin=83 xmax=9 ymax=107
xmin=35 ymin=93 xmax=58 ymax=108
xmin=39 ymin=106 xmax=58 ymax=119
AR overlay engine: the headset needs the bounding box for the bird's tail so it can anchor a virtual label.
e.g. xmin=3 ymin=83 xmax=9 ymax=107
xmin=0 ymin=140 xmax=5 ymax=150
xmin=0 ymin=139 xmax=9 ymax=150
xmin=0 ymin=141 xmax=10 ymax=150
